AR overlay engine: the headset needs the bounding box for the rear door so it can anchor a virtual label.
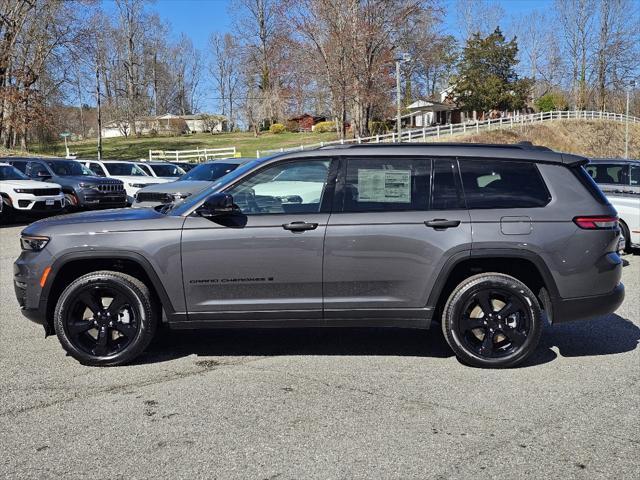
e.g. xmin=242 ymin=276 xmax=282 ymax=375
xmin=322 ymin=156 xmax=472 ymax=323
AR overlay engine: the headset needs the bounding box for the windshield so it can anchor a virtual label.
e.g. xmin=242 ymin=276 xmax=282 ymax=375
xmin=0 ymin=164 xmax=30 ymax=181
xmin=170 ymin=158 xmax=264 ymax=215
xmin=104 ymin=162 xmax=148 ymax=176
xmin=46 ymin=160 xmax=93 ymax=176
xmin=150 ymin=164 xmax=185 ymax=177
xmin=180 ymin=163 xmax=240 ymax=181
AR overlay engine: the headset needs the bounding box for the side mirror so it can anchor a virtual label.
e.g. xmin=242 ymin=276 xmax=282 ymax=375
xmin=196 ymin=193 xmax=238 ymax=218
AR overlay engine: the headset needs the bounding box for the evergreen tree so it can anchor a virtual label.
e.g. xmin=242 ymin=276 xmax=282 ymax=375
xmin=453 ymin=28 xmax=532 ymax=113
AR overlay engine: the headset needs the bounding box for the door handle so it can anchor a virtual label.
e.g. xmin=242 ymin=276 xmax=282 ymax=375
xmin=424 ymin=219 xmax=461 ymax=230
xmin=282 ymin=221 xmax=318 ymax=232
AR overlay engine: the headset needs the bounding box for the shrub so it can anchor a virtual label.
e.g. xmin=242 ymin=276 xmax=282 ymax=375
xmin=535 ymin=92 xmax=569 ymax=112
xmin=369 ymin=121 xmax=389 ymax=135
xmin=314 ymin=120 xmax=337 ymax=133
xmin=269 ymin=123 xmax=286 ymax=134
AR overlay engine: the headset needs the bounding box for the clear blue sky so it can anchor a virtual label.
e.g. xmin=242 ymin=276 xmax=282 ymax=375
xmin=147 ymin=0 xmax=554 ymax=52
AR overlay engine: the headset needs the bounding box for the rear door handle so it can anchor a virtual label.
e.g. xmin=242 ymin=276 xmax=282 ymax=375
xmin=425 ymin=219 xmax=461 ymax=230
xmin=282 ymin=221 xmax=318 ymax=232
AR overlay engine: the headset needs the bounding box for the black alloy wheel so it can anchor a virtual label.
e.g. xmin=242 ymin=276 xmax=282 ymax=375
xmin=442 ymin=273 xmax=543 ymax=368
xmin=54 ymin=271 xmax=157 ymax=366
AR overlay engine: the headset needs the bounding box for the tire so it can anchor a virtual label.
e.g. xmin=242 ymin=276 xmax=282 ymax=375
xmin=441 ymin=273 xmax=543 ymax=368
xmin=619 ymin=220 xmax=632 ymax=254
xmin=63 ymin=192 xmax=78 ymax=211
xmin=54 ymin=270 xmax=157 ymax=366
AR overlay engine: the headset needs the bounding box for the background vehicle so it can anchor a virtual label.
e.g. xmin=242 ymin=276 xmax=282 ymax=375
xmin=14 ymin=144 xmax=624 ymax=368
xmin=133 ymin=161 xmax=185 ymax=180
xmin=6 ymin=157 xmax=126 ymax=210
xmin=587 ymin=158 xmax=640 ymax=251
xmin=81 ymin=160 xmax=169 ymax=204
xmin=0 ymin=162 xmax=64 ymax=219
xmin=170 ymin=161 xmax=197 ymax=172
xmin=133 ymin=158 xmax=252 ymax=208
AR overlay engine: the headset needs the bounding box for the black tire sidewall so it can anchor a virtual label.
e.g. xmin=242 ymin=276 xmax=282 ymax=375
xmin=442 ymin=273 xmax=543 ymax=368
xmin=54 ymin=271 xmax=156 ymax=366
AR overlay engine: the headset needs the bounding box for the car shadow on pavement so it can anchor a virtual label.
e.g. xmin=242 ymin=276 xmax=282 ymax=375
xmin=140 ymin=326 xmax=455 ymax=364
xmin=138 ymin=313 xmax=639 ymax=367
xmin=522 ymin=314 xmax=640 ymax=367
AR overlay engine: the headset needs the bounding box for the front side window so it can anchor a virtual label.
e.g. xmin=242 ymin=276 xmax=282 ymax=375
xmin=342 ymin=158 xmax=430 ymax=212
xmin=226 ymin=159 xmax=330 ymax=214
xmin=150 ymin=164 xmax=185 ymax=177
xmin=138 ymin=164 xmax=153 ymax=176
xmin=432 ymin=159 xmax=465 ymax=210
xmin=104 ymin=162 xmax=147 ymax=176
xmin=460 ymin=160 xmax=551 ymax=209
xmin=585 ymin=164 xmax=629 ymax=185
xmin=28 ymin=162 xmax=51 ymax=177
xmin=88 ymin=163 xmax=106 ymax=176
xmin=46 ymin=160 xmax=92 ymax=176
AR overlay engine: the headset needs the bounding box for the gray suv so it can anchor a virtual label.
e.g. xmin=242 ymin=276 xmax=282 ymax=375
xmin=14 ymin=144 xmax=624 ymax=367
xmin=6 ymin=157 xmax=126 ymax=209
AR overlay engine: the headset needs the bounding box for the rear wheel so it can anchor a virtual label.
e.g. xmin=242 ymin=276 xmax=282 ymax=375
xmin=619 ymin=220 xmax=632 ymax=254
xmin=54 ymin=271 xmax=157 ymax=366
xmin=441 ymin=273 xmax=542 ymax=368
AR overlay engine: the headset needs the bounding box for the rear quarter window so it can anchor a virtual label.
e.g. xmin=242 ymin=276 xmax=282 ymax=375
xmin=459 ymin=160 xmax=551 ymax=209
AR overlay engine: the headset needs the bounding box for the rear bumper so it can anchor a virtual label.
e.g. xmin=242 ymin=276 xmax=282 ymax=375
xmin=552 ymin=283 xmax=625 ymax=323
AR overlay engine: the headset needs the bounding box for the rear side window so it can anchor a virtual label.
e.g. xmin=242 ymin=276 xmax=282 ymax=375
xmin=572 ymin=165 xmax=610 ymax=205
xmin=342 ymin=158 xmax=430 ymax=212
xmin=585 ymin=164 xmax=629 ymax=185
xmin=460 ymin=160 xmax=551 ymax=209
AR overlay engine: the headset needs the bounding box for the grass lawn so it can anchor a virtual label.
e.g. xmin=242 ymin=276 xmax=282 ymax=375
xmin=31 ymin=131 xmax=341 ymax=160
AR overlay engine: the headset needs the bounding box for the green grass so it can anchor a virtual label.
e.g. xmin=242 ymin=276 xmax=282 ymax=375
xmin=30 ymin=131 xmax=341 ymax=160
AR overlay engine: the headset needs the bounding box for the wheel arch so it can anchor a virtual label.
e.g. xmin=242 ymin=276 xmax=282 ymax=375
xmin=41 ymin=251 xmax=177 ymax=335
xmin=428 ymin=249 xmax=559 ymax=323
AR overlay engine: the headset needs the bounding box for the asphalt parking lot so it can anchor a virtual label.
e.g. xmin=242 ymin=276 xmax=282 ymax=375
xmin=1 ymin=220 xmax=639 ymax=479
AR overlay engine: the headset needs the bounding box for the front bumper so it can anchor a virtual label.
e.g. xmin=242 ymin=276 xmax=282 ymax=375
xmin=552 ymin=283 xmax=625 ymax=323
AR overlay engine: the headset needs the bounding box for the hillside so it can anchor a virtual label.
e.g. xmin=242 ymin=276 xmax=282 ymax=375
xmin=3 ymin=118 xmax=639 ymax=161
xmin=439 ymin=119 xmax=640 ymax=159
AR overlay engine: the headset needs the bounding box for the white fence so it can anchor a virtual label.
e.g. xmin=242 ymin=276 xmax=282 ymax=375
xmin=256 ymin=110 xmax=640 ymax=158
xmin=148 ymin=146 xmax=237 ymax=162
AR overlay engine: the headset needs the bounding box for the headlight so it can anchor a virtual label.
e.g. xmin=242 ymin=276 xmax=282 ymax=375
xmin=14 ymin=188 xmax=30 ymax=193
xmin=20 ymin=235 xmax=50 ymax=251
xmin=129 ymin=183 xmax=151 ymax=188
xmin=79 ymin=182 xmax=97 ymax=190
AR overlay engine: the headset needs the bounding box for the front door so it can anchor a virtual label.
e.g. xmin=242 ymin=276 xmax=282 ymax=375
xmin=323 ymin=157 xmax=472 ymax=323
xmin=181 ymin=158 xmax=336 ymax=322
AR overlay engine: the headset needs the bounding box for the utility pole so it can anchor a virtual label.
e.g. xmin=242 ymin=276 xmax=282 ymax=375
xmin=625 ymin=81 xmax=636 ymax=159
xmin=396 ymin=60 xmax=401 ymax=140
xmin=96 ymin=63 xmax=103 ymax=161
xmin=395 ymin=53 xmax=411 ymax=142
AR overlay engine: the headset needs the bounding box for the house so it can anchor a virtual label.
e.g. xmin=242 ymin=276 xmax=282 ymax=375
xmin=286 ymin=114 xmax=327 ymax=132
xmin=101 ymin=113 xmax=225 ymax=138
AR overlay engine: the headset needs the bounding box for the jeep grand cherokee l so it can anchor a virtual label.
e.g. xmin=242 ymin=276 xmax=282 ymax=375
xmin=14 ymin=144 xmax=624 ymax=367
xmin=7 ymin=158 xmax=126 ymax=209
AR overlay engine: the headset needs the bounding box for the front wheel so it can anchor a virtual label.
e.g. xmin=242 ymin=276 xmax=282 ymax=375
xmin=441 ymin=273 xmax=543 ymax=368
xmin=54 ymin=271 xmax=157 ymax=366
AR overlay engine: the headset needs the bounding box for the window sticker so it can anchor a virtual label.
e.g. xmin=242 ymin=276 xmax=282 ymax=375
xmin=357 ymin=169 xmax=411 ymax=203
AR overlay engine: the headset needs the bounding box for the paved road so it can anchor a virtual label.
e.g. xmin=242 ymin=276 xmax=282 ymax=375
xmin=1 ymin=222 xmax=638 ymax=479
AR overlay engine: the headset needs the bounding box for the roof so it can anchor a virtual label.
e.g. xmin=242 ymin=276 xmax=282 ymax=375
xmin=269 ymin=142 xmax=587 ymax=166
xmin=406 ymin=100 xmax=455 ymax=112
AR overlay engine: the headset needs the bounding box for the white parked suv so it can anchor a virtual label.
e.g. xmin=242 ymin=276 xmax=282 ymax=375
xmin=134 ymin=161 xmax=186 ymax=181
xmin=81 ymin=160 xmax=169 ymax=204
xmin=587 ymin=159 xmax=640 ymax=251
xmin=0 ymin=162 xmax=64 ymax=218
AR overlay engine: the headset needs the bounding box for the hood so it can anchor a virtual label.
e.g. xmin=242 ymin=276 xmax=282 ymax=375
xmin=0 ymin=179 xmax=61 ymax=190
xmin=137 ymin=180 xmax=212 ymax=194
xmin=56 ymin=175 xmax=123 ymax=185
xmin=111 ymin=176 xmax=169 ymax=185
xmin=22 ymin=207 xmax=175 ymax=236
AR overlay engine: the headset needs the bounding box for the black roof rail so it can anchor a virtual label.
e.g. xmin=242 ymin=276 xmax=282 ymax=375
xmin=318 ymin=142 xmax=553 ymax=152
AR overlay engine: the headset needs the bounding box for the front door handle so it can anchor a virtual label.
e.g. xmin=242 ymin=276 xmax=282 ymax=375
xmin=282 ymin=221 xmax=318 ymax=232
xmin=425 ymin=219 xmax=461 ymax=230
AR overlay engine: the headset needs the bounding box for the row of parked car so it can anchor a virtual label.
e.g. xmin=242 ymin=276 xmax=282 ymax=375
xmin=0 ymin=156 xmax=249 ymax=220
xmin=0 ymin=154 xmax=638 ymax=251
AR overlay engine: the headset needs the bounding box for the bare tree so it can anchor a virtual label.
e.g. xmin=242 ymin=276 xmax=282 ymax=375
xmin=210 ymin=32 xmax=241 ymax=131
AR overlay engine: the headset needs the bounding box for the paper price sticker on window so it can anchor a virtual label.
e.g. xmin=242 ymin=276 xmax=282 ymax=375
xmin=357 ymin=169 xmax=411 ymax=203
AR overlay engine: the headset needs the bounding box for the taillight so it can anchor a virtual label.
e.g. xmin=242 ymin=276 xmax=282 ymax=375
xmin=573 ymin=216 xmax=618 ymax=229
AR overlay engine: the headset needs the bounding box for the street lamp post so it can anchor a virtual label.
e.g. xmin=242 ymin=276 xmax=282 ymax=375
xmin=625 ymin=81 xmax=636 ymax=159
xmin=395 ymin=53 xmax=411 ymax=142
